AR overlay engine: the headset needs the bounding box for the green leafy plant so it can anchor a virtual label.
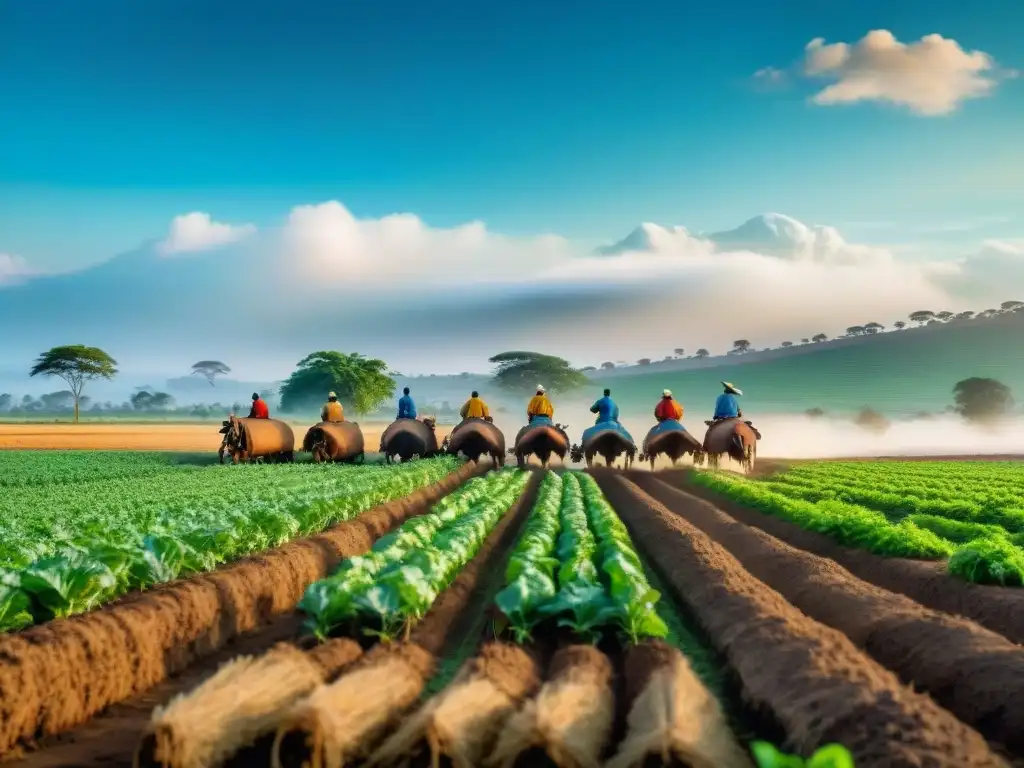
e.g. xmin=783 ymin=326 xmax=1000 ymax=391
xmin=750 ymin=741 xmax=854 ymax=768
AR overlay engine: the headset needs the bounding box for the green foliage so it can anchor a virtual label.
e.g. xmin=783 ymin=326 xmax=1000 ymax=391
xmin=299 ymin=469 xmax=529 ymax=641
xmin=699 ymin=460 xmax=1024 ymax=586
xmin=953 ymin=377 xmax=1014 ymax=422
xmin=751 ymin=742 xmax=854 ymax=768
xmin=29 ymin=345 xmax=118 ymax=423
xmin=280 ymin=351 xmax=395 ymax=416
xmin=0 ymin=452 xmax=460 ymax=630
xmin=494 ymin=471 xmax=666 ymax=644
xmin=488 ymin=351 xmax=589 ymax=394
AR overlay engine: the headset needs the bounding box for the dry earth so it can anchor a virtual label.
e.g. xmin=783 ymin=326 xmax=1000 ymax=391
xmin=0 ymin=422 xmax=455 ymax=452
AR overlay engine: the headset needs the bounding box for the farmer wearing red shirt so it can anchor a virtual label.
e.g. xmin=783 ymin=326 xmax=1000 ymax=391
xmin=248 ymin=392 xmax=270 ymax=419
xmin=654 ymin=389 xmax=684 ymax=422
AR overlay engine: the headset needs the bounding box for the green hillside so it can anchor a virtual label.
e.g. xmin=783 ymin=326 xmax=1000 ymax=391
xmin=606 ymin=313 xmax=1024 ymax=417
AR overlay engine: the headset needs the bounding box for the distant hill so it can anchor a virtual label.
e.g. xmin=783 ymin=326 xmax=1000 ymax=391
xmin=601 ymin=312 xmax=1024 ymax=418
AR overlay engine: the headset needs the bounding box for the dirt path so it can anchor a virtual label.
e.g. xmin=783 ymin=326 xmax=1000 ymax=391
xmin=0 ymin=423 xmax=455 ymax=452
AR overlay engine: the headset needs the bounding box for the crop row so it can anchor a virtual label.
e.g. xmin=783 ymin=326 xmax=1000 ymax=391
xmin=692 ymin=469 xmax=1024 ymax=586
xmin=780 ymin=461 xmax=1024 ymax=494
xmin=0 ymin=456 xmax=463 ymax=631
xmin=495 ymin=470 xmax=667 ymax=644
xmin=0 ymin=450 xmax=208 ymax=488
xmin=299 ymin=468 xmax=530 ymax=641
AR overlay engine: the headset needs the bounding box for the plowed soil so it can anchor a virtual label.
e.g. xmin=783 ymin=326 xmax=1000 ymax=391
xmin=631 ymin=473 xmax=1024 ymax=753
xmin=591 ymin=470 xmax=1008 ymax=767
xmin=1 ymin=461 xmax=484 ymax=764
xmin=659 ymin=471 xmax=1024 ymax=645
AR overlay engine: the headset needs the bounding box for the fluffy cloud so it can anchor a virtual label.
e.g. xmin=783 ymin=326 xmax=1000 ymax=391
xmin=0 ymin=253 xmax=31 ymax=285
xmin=801 ymin=30 xmax=1001 ymax=115
xmin=158 ymin=212 xmax=257 ymax=255
xmin=929 ymin=239 xmax=1024 ymax=302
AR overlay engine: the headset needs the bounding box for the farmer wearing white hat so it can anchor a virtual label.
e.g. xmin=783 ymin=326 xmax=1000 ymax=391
xmin=526 ymin=384 xmax=554 ymax=423
xmin=654 ymin=389 xmax=684 ymax=422
xmin=321 ymin=391 xmax=344 ymax=422
xmin=713 ymin=381 xmax=743 ymax=421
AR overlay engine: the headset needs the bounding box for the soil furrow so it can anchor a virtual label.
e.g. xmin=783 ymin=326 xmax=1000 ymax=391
xmin=632 ymin=473 xmax=1024 ymax=755
xmin=593 ymin=470 xmax=1008 ymax=768
xmin=656 ymin=470 xmax=1024 ymax=644
xmin=2 ymin=461 xmax=485 ymax=766
xmin=271 ymin=470 xmax=541 ymax=768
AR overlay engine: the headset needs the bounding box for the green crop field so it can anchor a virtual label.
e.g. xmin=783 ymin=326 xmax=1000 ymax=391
xmin=692 ymin=460 xmax=1024 ymax=585
xmin=0 ymin=450 xmax=461 ymax=631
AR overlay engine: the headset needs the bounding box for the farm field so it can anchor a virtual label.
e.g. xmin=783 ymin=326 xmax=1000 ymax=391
xmin=0 ymin=422 xmax=456 ymax=451
xmin=0 ymin=456 xmax=1021 ymax=768
xmin=682 ymin=460 xmax=1024 ymax=586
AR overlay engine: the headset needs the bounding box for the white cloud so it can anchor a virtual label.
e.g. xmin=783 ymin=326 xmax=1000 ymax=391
xmin=930 ymin=239 xmax=1024 ymax=302
xmin=0 ymin=253 xmax=31 ymax=285
xmin=800 ymin=30 xmax=1002 ymax=115
xmin=158 ymin=212 xmax=256 ymax=255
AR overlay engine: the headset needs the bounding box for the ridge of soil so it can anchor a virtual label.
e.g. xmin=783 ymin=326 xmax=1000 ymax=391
xmin=592 ymin=470 xmax=1008 ymax=768
xmin=0 ymin=461 xmax=485 ymax=764
xmin=632 ymin=473 xmax=1024 ymax=755
xmin=657 ymin=470 xmax=1024 ymax=645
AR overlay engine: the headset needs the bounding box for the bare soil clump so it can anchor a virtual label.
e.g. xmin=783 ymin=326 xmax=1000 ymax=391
xmin=664 ymin=472 xmax=1024 ymax=645
xmin=0 ymin=462 xmax=483 ymax=761
xmin=593 ymin=471 xmax=1008 ymax=768
xmin=632 ymin=474 xmax=1024 ymax=754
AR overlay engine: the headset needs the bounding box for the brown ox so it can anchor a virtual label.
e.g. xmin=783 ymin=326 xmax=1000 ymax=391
xmin=509 ymin=421 xmax=571 ymax=468
xmin=217 ymin=415 xmax=295 ymax=464
xmin=443 ymin=417 xmax=506 ymax=466
xmin=638 ymin=424 xmax=703 ymax=469
xmin=379 ymin=416 xmax=440 ymax=464
xmin=696 ymin=417 xmax=761 ymax=471
xmin=570 ymin=426 xmax=636 ymax=469
xmin=302 ymin=421 xmax=366 ymax=464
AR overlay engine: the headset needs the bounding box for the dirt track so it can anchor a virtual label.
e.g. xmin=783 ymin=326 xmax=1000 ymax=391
xmin=0 ymin=423 xmax=455 ymax=452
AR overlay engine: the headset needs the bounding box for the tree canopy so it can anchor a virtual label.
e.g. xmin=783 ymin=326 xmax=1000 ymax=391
xmin=279 ymin=351 xmax=395 ymax=416
xmin=29 ymin=345 xmax=117 ymax=423
xmin=953 ymin=378 xmax=1014 ymax=423
xmin=191 ymin=360 xmax=231 ymax=386
xmin=488 ymin=351 xmax=589 ymax=394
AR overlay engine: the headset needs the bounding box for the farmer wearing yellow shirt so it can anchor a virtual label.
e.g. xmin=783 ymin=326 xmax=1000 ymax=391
xmin=321 ymin=391 xmax=344 ymax=422
xmin=526 ymin=385 xmax=554 ymax=423
xmin=460 ymin=391 xmax=491 ymax=420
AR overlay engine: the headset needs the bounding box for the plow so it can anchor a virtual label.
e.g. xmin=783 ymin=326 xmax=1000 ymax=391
xmin=217 ymin=415 xmax=295 ymax=464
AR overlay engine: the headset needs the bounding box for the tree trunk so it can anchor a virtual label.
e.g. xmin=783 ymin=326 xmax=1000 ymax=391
xmin=74 ymin=398 xmax=80 ymax=424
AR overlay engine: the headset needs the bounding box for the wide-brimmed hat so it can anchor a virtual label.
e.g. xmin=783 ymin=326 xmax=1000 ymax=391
xmin=328 ymin=391 xmax=337 ymax=398
xmin=721 ymin=381 xmax=743 ymax=395
xmin=536 ymin=385 xmax=545 ymax=393
xmin=662 ymin=389 xmax=672 ymax=397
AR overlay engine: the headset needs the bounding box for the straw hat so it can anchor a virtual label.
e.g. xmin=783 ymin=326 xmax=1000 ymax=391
xmin=328 ymin=391 xmax=337 ymax=398
xmin=536 ymin=385 xmax=545 ymax=393
xmin=662 ymin=389 xmax=672 ymax=397
xmin=722 ymin=381 xmax=743 ymax=395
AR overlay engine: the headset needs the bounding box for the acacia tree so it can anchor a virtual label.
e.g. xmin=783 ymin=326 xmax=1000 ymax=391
xmin=1001 ymin=300 xmax=1024 ymax=313
xmin=489 ymin=351 xmax=589 ymax=395
xmin=673 ymin=348 xmax=685 ymax=357
xmin=935 ymin=311 xmax=955 ymax=322
xmin=732 ymin=340 xmax=751 ymax=354
xmin=812 ymin=333 xmax=828 ymax=343
xmin=601 ymin=361 xmax=615 ymax=370
xmin=695 ymin=349 xmax=710 ymax=358
xmin=863 ymin=322 xmax=885 ymax=335
xmin=893 ymin=321 xmax=907 ymax=330
xmin=280 ymin=351 xmax=394 ymax=416
xmin=954 ymin=311 xmax=974 ymax=321
xmin=191 ymin=360 xmax=231 ymax=386
xmin=953 ymin=378 xmax=1014 ymax=423
xmin=29 ymin=345 xmax=117 ymax=423
xmin=780 ymin=341 xmax=794 ymax=348
xmin=845 ymin=326 xmax=865 ymax=336
xmin=909 ymin=310 xmax=935 ymax=326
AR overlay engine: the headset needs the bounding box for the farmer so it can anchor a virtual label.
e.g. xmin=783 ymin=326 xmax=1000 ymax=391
xmin=460 ymin=390 xmax=490 ymax=420
xmin=397 ymin=387 xmax=417 ymax=420
xmin=248 ymin=392 xmax=270 ymax=419
xmin=527 ymin=385 xmax=554 ymax=422
xmin=590 ymin=388 xmax=620 ymax=425
xmin=713 ymin=381 xmax=743 ymax=420
xmin=321 ymin=391 xmax=344 ymax=422
xmin=654 ymin=389 xmax=684 ymax=422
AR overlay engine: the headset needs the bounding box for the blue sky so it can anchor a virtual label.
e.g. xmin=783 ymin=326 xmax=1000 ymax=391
xmin=1 ymin=0 xmax=1021 ymax=272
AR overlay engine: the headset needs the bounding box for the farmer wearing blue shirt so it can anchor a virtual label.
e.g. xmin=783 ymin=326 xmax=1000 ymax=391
xmin=713 ymin=381 xmax=743 ymax=420
xmin=397 ymin=387 xmax=417 ymax=420
xmin=590 ymin=389 xmax=620 ymax=425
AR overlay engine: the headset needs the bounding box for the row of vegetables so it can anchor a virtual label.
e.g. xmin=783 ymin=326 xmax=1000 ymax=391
xmin=0 ymin=457 xmax=462 ymax=631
